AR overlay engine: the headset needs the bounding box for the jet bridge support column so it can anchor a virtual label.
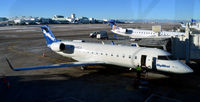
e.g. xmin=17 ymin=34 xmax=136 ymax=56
xmin=185 ymin=23 xmax=191 ymax=64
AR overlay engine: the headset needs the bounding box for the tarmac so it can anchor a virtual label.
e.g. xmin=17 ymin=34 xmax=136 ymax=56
xmin=0 ymin=23 xmax=200 ymax=102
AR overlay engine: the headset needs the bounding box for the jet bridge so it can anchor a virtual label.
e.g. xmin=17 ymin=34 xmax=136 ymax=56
xmin=138 ymin=38 xmax=171 ymax=51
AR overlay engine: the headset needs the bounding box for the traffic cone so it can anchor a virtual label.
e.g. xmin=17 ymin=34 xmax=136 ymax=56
xmin=2 ymin=76 xmax=11 ymax=88
xmin=7 ymin=82 xmax=11 ymax=88
xmin=42 ymin=52 xmax=45 ymax=57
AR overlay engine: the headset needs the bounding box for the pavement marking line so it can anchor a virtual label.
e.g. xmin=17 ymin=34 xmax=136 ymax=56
xmin=7 ymin=39 xmax=72 ymax=63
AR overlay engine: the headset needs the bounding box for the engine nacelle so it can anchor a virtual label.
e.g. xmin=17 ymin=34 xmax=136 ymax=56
xmin=50 ymin=42 xmax=74 ymax=54
xmin=119 ymin=28 xmax=127 ymax=33
xmin=50 ymin=42 xmax=65 ymax=52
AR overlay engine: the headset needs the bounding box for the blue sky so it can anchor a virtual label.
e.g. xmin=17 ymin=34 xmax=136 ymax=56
xmin=0 ymin=0 xmax=200 ymax=20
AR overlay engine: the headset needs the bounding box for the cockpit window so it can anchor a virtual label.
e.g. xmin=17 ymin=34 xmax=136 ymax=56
xmin=158 ymin=55 xmax=177 ymax=60
xmin=168 ymin=56 xmax=177 ymax=60
xmin=158 ymin=56 xmax=168 ymax=60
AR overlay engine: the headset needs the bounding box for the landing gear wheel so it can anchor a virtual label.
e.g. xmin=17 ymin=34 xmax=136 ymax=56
xmin=81 ymin=66 xmax=87 ymax=70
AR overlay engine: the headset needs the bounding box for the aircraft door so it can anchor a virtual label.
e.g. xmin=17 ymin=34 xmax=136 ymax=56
xmin=152 ymin=57 xmax=157 ymax=70
xmin=141 ymin=55 xmax=147 ymax=67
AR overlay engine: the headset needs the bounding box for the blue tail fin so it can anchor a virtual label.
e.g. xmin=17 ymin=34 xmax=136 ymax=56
xmin=108 ymin=20 xmax=119 ymax=31
xmin=41 ymin=25 xmax=59 ymax=45
xmin=108 ymin=20 xmax=118 ymax=39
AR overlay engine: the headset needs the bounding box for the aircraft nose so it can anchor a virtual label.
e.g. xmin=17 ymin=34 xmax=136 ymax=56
xmin=184 ymin=66 xmax=193 ymax=73
xmin=178 ymin=63 xmax=193 ymax=73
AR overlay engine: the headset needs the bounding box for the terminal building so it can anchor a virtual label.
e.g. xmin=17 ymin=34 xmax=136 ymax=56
xmin=0 ymin=17 xmax=9 ymax=26
xmin=52 ymin=15 xmax=69 ymax=24
xmin=0 ymin=17 xmax=8 ymax=22
xmin=66 ymin=13 xmax=78 ymax=23
xmin=77 ymin=17 xmax=90 ymax=24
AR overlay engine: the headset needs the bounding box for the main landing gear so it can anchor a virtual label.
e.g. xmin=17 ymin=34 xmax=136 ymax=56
xmin=81 ymin=66 xmax=88 ymax=70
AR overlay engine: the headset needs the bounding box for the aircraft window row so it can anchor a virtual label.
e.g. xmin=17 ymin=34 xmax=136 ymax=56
xmin=86 ymin=51 xmax=132 ymax=59
xmin=134 ymin=32 xmax=155 ymax=34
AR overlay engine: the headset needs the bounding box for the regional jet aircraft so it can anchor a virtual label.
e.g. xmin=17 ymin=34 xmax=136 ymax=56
xmin=6 ymin=25 xmax=193 ymax=74
xmin=108 ymin=20 xmax=185 ymax=39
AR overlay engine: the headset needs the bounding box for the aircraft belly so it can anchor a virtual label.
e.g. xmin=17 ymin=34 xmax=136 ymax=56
xmin=56 ymin=52 xmax=75 ymax=58
xmin=105 ymin=57 xmax=132 ymax=68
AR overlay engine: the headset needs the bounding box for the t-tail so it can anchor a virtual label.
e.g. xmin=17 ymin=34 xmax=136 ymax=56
xmin=41 ymin=25 xmax=59 ymax=46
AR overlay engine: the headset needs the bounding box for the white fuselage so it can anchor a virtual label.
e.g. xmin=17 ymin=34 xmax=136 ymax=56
xmin=112 ymin=28 xmax=185 ymax=38
xmin=181 ymin=24 xmax=200 ymax=30
xmin=49 ymin=41 xmax=193 ymax=74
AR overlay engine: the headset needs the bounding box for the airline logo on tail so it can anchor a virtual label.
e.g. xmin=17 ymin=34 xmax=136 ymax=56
xmin=42 ymin=29 xmax=56 ymax=41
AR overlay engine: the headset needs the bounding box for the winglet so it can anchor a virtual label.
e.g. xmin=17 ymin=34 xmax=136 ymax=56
xmin=5 ymin=58 xmax=18 ymax=71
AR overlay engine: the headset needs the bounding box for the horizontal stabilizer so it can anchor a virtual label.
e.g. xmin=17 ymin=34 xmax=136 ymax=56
xmin=6 ymin=58 xmax=104 ymax=71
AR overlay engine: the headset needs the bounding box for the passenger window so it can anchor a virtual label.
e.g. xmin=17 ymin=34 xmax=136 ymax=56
xmin=116 ymin=55 xmax=119 ymax=57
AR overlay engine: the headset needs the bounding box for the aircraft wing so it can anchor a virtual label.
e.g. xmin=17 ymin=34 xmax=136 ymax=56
xmin=6 ymin=58 xmax=105 ymax=71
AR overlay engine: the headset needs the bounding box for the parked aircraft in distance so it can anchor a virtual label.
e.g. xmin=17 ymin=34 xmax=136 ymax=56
xmin=6 ymin=25 xmax=193 ymax=74
xmin=181 ymin=19 xmax=200 ymax=30
xmin=108 ymin=20 xmax=185 ymax=39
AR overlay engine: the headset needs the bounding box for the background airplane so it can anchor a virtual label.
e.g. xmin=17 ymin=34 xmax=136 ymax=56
xmin=181 ymin=19 xmax=200 ymax=30
xmin=6 ymin=25 xmax=193 ymax=74
xmin=108 ymin=20 xmax=185 ymax=39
